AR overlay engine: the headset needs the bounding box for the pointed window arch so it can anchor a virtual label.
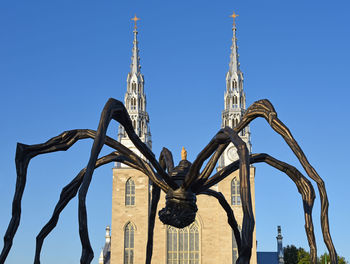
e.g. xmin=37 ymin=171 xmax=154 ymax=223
xmin=232 ymin=80 xmax=237 ymax=89
xmin=124 ymin=222 xmax=135 ymax=264
xmin=231 ymin=178 xmax=241 ymax=206
xmin=233 ymin=95 xmax=238 ymax=107
xmin=132 ymin=82 xmax=136 ymax=93
xmin=131 ymin=98 xmax=136 ymax=110
xmin=167 ymin=222 xmax=200 ymax=264
xmin=125 ymin=178 xmax=135 ymax=206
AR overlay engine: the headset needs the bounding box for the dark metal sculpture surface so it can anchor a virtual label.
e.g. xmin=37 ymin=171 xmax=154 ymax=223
xmin=0 ymin=98 xmax=337 ymax=264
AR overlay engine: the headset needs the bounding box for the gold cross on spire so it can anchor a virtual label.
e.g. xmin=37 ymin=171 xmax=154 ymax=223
xmin=131 ymin=15 xmax=140 ymax=29
xmin=230 ymin=11 xmax=239 ymax=27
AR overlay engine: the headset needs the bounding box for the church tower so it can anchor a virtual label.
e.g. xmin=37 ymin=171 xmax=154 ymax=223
xmin=110 ymin=16 xmax=152 ymax=264
xmin=220 ymin=11 xmax=251 ymax=167
xmin=117 ymin=15 xmax=152 ymax=163
xmin=216 ymin=11 xmax=257 ymax=264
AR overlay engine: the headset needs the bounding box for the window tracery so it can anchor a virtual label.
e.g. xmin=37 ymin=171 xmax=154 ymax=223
xmin=132 ymin=82 xmax=136 ymax=93
xmin=167 ymin=222 xmax=200 ymax=264
xmin=131 ymin=98 xmax=136 ymax=110
xmin=124 ymin=222 xmax=135 ymax=264
xmin=125 ymin=178 xmax=135 ymax=206
xmin=231 ymin=178 xmax=241 ymax=206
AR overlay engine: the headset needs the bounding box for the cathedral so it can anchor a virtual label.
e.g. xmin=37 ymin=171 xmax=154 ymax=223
xmin=99 ymin=12 xmax=259 ymax=264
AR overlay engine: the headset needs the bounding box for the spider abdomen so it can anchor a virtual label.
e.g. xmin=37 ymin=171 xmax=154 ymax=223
xmin=158 ymin=188 xmax=198 ymax=229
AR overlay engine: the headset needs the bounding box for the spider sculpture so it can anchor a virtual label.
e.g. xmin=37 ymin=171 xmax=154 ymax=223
xmin=0 ymin=98 xmax=337 ymax=264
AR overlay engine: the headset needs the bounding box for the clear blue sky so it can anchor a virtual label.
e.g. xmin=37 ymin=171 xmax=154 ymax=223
xmin=0 ymin=0 xmax=349 ymax=263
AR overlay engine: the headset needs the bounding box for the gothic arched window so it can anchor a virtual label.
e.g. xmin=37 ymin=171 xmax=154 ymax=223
xmin=231 ymin=178 xmax=241 ymax=206
xmin=232 ymin=80 xmax=237 ymax=89
xmin=124 ymin=222 xmax=135 ymax=264
xmin=131 ymin=98 xmax=136 ymax=110
xmin=167 ymin=222 xmax=200 ymax=264
xmin=125 ymin=178 xmax=135 ymax=206
xmin=233 ymin=95 xmax=238 ymax=107
xmin=132 ymin=82 xmax=136 ymax=93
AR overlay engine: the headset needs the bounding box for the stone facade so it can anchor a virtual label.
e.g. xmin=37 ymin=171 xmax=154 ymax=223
xmin=110 ymin=166 xmax=257 ymax=264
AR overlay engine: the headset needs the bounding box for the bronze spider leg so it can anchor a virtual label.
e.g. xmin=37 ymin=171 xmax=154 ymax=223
xmin=191 ymin=143 xmax=228 ymax=191
xmin=0 ymin=129 xmax=109 ymax=263
xmin=250 ymin=153 xmax=317 ymax=264
xmin=198 ymin=189 xmax=242 ymax=254
xmin=146 ymin=183 xmax=161 ymax=264
xmin=35 ymin=151 xmax=144 ymax=264
xmin=184 ymin=127 xmax=253 ymax=264
xmin=199 ymin=153 xmax=318 ymax=264
xmin=146 ymin=147 xmax=174 ymax=264
xmin=1 ymin=127 xmax=161 ymax=264
xmin=235 ymin=99 xmax=336 ymax=263
xmin=159 ymin=147 xmax=175 ymax=173
xmin=79 ymin=98 xmax=178 ymax=263
xmin=183 ymin=131 xmax=228 ymax=190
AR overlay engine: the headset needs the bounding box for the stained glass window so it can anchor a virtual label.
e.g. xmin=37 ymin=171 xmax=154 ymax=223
xmin=124 ymin=222 xmax=135 ymax=264
xmin=125 ymin=178 xmax=135 ymax=206
xmin=231 ymin=178 xmax=241 ymax=206
xmin=167 ymin=222 xmax=200 ymax=264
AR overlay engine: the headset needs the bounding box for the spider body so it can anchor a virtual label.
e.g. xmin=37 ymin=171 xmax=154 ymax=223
xmin=159 ymin=159 xmax=198 ymax=228
xmin=0 ymin=98 xmax=338 ymax=264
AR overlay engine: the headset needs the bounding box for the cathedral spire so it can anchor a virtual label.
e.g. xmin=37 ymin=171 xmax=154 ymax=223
xmin=130 ymin=15 xmax=141 ymax=75
xmin=220 ymin=11 xmax=251 ymax=167
xmin=117 ymin=15 xmax=152 ymax=164
xmin=229 ymin=11 xmax=240 ymax=75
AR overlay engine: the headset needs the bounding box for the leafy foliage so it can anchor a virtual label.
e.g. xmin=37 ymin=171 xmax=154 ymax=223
xmin=319 ymin=253 xmax=348 ymax=264
xmin=283 ymin=245 xmax=348 ymax=264
xmin=284 ymin=245 xmax=298 ymax=264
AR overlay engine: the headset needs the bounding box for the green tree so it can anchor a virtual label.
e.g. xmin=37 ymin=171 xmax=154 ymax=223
xmin=284 ymin=245 xmax=348 ymax=264
xmin=297 ymin=247 xmax=311 ymax=264
xmin=284 ymin=245 xmax=298 ymax=264
xmin=319 ymin=253 xmax=348 ymax=264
